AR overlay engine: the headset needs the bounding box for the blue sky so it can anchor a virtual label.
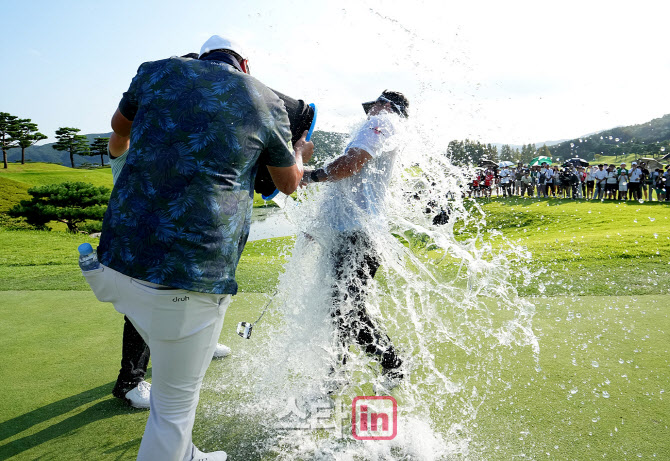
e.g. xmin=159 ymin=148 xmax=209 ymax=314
xmin=2 ymin=0 xmax=669 ymax=146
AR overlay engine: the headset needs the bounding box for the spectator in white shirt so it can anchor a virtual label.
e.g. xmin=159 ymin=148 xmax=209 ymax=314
xmin=606 ymin=165 xmax=618 ymax=200
xmin=500 ymin=166 xmax=512 ymax=197
xmin=628 ymin=161 xmax=643 ymax=201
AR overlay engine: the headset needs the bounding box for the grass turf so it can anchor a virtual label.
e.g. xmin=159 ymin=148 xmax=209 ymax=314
xmin=0 ymin=229 xmax=292 ymax=293
xmin=447 ymin=197 xmax=670 ymax=296
xmin=0 ymin=292 xmax=667 ymax=460
xmin=0 ymin=163 xmax=276 ymax=215
xmin=1 ymin=197 xmax=669 ymax=459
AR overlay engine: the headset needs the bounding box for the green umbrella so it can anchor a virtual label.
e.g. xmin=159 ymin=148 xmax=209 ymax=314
xmin=529 ymin=156 xmax=552 ymax=166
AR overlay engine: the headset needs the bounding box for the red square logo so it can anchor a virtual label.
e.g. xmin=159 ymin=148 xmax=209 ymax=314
xmin=351 ymin=396 xmax=398 ymax=440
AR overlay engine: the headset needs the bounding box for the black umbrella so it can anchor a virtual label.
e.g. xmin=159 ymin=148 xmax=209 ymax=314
xmin=478 ymin=158 xmax=498 ymax=168
xmin=563 ymin=158 xmax=589 ymax=167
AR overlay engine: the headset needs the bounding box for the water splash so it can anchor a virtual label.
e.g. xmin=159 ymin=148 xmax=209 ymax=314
xmin=202 ymin=116 xmax=540 ymax=459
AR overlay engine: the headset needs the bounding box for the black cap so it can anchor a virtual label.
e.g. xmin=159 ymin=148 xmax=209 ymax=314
xmin=362 ymin=90 xmax=409 ymax=118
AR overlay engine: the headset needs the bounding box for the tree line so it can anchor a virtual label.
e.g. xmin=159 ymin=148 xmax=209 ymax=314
xmin=447 ymin=139 xmax=552 ymax=166
xmin=0 ymin=111 xmax=110 ymax=169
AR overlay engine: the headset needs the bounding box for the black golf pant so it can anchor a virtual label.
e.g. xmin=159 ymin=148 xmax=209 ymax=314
xmin=112 ymin=316 xmax=150 ymax=397
xmin=330 ymin=232 xmax=402 ymax=371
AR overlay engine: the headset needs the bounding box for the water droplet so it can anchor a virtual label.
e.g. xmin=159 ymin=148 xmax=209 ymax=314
xmin=602 ymin=391 xmax=610 ymax=398
xmin=592 ymin=361 xmax=599 ymax=368
xmin=571 ymin=387 xmax=578 ymax=394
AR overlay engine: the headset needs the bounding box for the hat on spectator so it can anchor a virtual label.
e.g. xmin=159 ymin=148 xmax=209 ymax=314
xmin=631 ymin=161 xmax=637 ymax=165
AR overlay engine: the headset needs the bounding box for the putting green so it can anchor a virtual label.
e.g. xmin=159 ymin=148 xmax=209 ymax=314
xmin=1 ymin=291 xmax=667 ymax=460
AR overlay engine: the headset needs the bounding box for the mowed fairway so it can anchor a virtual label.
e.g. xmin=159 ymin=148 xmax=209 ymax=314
xmin=1 ymin=196 xmax=669 ymax=459
xmin=0 ymin=163 xmax=274 ymax=219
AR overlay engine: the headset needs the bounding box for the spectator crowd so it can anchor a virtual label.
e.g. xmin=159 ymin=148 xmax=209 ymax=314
xmin=468 ymin=161 xmax=670 ymax=202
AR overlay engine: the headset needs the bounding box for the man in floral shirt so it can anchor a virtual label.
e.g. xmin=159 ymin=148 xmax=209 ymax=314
xmin=93 ymin=35 xmax=312 ymax=461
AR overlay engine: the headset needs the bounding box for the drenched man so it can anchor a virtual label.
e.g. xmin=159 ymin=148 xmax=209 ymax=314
xmin=302 ymin=90 xmax=409 ymax=395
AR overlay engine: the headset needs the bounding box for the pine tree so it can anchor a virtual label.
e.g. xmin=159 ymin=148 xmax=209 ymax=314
xmin=500 ymin=144 xmax=514 ymax=161
xmin=0 ymin=112 xmax=21 ymax=169
xmin=12 ymin=119 xmax=47 ymax=165
xmin=90 ymin=137 xmax=110 ymax=166
xmin=8 ymin=181 xmax=110 ymax=232
xmin=537 ymin=144 xmax=551 ymax=159
xmin=53 ymin=127 xmax=90 ymax=168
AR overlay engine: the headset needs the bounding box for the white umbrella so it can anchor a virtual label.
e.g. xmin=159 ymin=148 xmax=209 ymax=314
xmin=498 ymin=161 xmax=514 ymax=167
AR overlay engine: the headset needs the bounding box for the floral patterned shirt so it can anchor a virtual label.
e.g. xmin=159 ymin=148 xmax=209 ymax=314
xmin=98 ymin=57 xmax=294 ymax=294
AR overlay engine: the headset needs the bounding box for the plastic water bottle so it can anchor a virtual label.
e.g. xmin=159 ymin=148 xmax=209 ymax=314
xmin=78 ymin=243 xmax=100 ymax=272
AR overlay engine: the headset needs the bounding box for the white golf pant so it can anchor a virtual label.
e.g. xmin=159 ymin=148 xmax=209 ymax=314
xmin=83 ymin=264 xmax=231 ymax=461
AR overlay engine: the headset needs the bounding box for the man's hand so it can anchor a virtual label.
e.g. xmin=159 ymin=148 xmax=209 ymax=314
xmin=267 ymin=131 xmax=315 ymax=195
xmin=294 ymin=130 xmax=314 ymax=163
xmin=300 ymin=168 xmax=314 ymax=188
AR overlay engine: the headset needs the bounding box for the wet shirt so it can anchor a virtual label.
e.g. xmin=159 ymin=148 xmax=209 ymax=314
xmin=320 ymin=113 xmax=404 ymax=232
xmin=98 ymin=57 xmax=294 ymax=294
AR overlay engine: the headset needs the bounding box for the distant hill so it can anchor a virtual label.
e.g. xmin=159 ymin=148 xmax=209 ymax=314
xmin=493 ymin=139 xmax=567 ymax=152
xmin=5 ymin=130 xmax=348 ymax=168
xmin=547 ymin=114 xmax=670 ymax=161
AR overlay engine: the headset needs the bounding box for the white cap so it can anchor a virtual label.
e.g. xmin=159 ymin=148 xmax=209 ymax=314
xmin=631 ymin=161 xmax=637 ymax=165
xmin=199 ymin=35 xmax=246 ymax=59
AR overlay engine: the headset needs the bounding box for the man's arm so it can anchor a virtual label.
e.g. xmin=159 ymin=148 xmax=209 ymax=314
xmin=111 ymin=108 xmax=133 ymax=137
xmin=267 ymin=130 xmax=314 ymax=195
xmin=108 ymin=109 xmax=133 ymax=159
xmin=108 ymin=132 xmax=130 ymax=159
xmin=302 ymin=147 xmax=372 ymax=184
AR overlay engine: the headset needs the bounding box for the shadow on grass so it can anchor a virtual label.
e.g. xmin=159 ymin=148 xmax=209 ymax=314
xmin=0 ymin=381 xmax=144 ymax=460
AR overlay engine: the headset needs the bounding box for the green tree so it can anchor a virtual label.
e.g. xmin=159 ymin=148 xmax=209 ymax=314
xmin=53 ymin=127 xmax=90 ymax=168
xmin=90 ymin=137 xmax=110 ymax=166
xmin=11 ymin=119 xmax=47 ymax=165
xmin=537 ymin=144 xmax=551 ymax=159
xmin=500 ymin=144 xmax=514 ymax=161
xmin=447 ymin=140 xmax=467 ymax=166
xmin=0 ymin=112 xmax=21 ymax=169
xmin=486 ymin=143 xmax=499 ymax=162
xmin=520 ymin=143 xmax=536 ymax=164
xmin=8 ymin=181 xmax=110 ymax=233
xmin=448 ymin=139 xmax=499 ymax=166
